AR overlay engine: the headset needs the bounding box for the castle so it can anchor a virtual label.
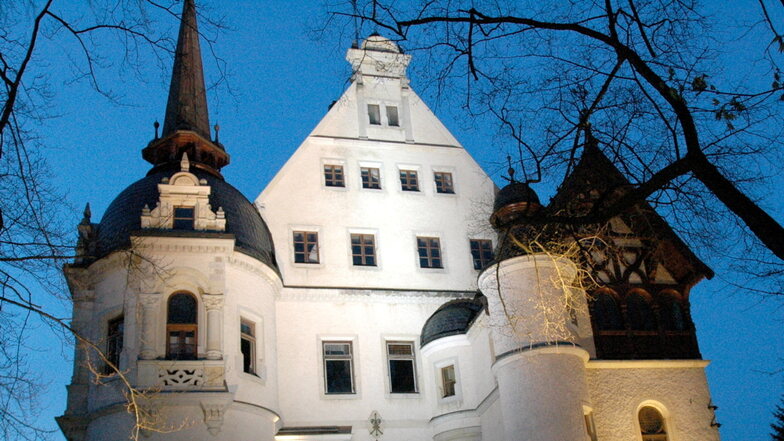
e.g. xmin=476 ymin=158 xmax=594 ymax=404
xmin=57 ymin=1 xmax=721 ymax=440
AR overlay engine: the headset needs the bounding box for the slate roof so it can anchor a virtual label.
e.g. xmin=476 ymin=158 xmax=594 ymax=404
xmin=94 ymin=168 xmax=277 ymax=270
xmin=421 ymin=297 xmax=485 ymax=347
xmin=493 ymin=181 xmax=540 ymax=212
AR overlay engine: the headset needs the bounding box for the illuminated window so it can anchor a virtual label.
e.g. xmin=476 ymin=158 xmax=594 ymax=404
xmin=173 ymin=206 xmax=195 ymax=230
xmin=351 ymin=234 xmax=376 ymax=266
xmin=324 ymin=165 xmax=345 ymax=187
xmin=104 ymin=315 xmax=124 ymax=374
xmin=368 ymin=104 xmax=381 ymax=125
xmin=167 ymin=292 xmax=197 ymax=360
xmin=399 ymin=170 xmax=419 ymax=192
xmin=293 ymin=231 xmax=319 ymax=264
xmin=240 ymin=320 xmax=256 ymax=374
xmin=639 ymin=406 xmax=668 ymax=441
xmin=386 ymin=106 xmax=399 ymax=126
xmin=417 ymin=237 xmax=442 ymax=269
xmin=434 ymin=172 xmax=454 ymax=194
xmin=469 ymin=239 xmax=493 ymax=270
xmin=323 ymin=341 xmax=354 ymax=394
xmin=387 ymin=342 xmax=417 ymax=393
xmin=361 ymin=167 xmax=381 ymax=189
xmin=441 ymin=365 xmax=456 ymax=398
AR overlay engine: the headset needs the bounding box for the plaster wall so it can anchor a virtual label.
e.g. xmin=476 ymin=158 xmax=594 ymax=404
xmin=586 ymin=361 xmax=720 ymax=441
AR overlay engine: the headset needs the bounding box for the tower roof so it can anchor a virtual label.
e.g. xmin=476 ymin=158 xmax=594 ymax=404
xmin=142 ymin=0 xmax=229 ymax=177
xmin=163 ymin=0 xmax=210 ymax=138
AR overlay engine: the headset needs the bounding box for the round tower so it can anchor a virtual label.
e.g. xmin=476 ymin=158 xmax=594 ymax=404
xmin=57 ymin=2 xmax=282 ymax=440
xmin=478 ymin=181 xmax=591 ymax=441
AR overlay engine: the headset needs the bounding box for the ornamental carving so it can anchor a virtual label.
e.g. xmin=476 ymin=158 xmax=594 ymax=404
xmin=158 ymin=368 xmax=204 ymax=387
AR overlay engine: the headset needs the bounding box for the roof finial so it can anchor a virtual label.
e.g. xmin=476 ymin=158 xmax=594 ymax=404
xmin=162 ymin=0 xmax=210 ymax=139
xmin=81 ymin=203 xmax=92 ymax=225
xmin=506 ymin=155 xmax=516 ymax=183
xmin=180 ymin=152 xmax=190 ymax=172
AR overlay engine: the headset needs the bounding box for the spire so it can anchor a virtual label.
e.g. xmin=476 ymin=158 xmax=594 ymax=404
xmin=162 ymin=0 xmax=210 ymax=138
xmin=142 ymin=0 xmax=229 ymax=178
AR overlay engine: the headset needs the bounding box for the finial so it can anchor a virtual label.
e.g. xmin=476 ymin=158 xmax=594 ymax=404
xmin=506 ymin=155 xmax=517 ymax=183
xmin=154 ymin=120 xmax=160 ymax=139
xmin=214 ymin=123 xmax=220 ymax=143
xmin=180 ymin=152 xmax=190 ymax=172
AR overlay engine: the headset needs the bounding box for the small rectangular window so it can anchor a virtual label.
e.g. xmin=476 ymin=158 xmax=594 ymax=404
xmin=323 ymin=341 xmax=354 ymax=394
xmin=386 ymin=106 xmax=399 ymax=126
xmin=105 ymin=315 xmax=124 ymax=374
xmin=324 ymin=165 xmax=345 ymax=187
xmin=441 ymin=365 xmax=456 ymax=398
xmin=434 ymin=172 xmax=455 ymax=194
xmin=417 ymin=237 xmax=443 ymax=269
xmin=361 ymin=167 xmax=381 ymax=189
xmin=368 ymin=104 xmax=381 ymax=125
xmin=387 ymin=342 xmax=417 ymax=393
xmin=469 ymin=239 xmax=494 ymax=270
xmin=173 ymin=207 xmax=195 ymax=230
xmin=293 ymin=231 xmax=319 ymax=264
xmin=241 ymin=320 xmax=256 ymax=374
xmin=351 ymin=234 xmax=377 ymax=266
xmin=399 ymin=170 xmax=419 ymax=192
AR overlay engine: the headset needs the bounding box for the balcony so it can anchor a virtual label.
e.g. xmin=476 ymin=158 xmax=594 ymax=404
xmin=137 ymin=359 xmax=226 ymax=391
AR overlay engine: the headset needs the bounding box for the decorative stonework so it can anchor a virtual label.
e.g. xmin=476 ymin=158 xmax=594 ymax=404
xmin=140 ymin=154 xmax=226 ymax=232
xmin=201 ymin=402 xmax=226 ymax=436
xmin=158 ymin=368 xmax=204 ymax=386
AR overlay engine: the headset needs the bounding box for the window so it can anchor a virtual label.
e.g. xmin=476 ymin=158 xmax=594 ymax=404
xmin=351 ymin=234 xmax=376 ymax=266
xmin=593 ymin=291 xmax=624 ymax=331
xmin=167 ymin=292 xmax=197 ymax=360
xmin=399 ymin=170 xmax=419 ymax=192
xmin=105 ymin=315 xmax=124 ymax=374
xmin=293 ymin=231 xmax=319 ymax=264
xmin=368 ymin=104 xmax=381 ymax=125
xmin=441 ymin=365 xmax=456 ymax=398
xmin=639 ymin=406 xmax=668 ymax=441
xmin=417 ymin=237 xmax=443 ymax=269
xmin=324 ymin=165 xmax=345 ymax=187
xmin=434 ymin=172 xmax=454 ymax=194
xmin=387 ymin=342 xmax=417 ymax=393
xmin=469 ymin=239 xmax=494 ymax=270
xmin=241 ymin=320 xmax=256 ymax=374
xmin=627 ymin=292 xmax=656 ymax=331
xmin=659 ymin=292 xmax=686 ymax=331
xmin=323 ymin=341 xmax=354 ymax=394
xmin=173 ymin=206 xmax=195 ymax=230
xmin=361 ymin=167 xmax=381 ymax=189
xmin=386 ymin=106 xmax=399 ymax=126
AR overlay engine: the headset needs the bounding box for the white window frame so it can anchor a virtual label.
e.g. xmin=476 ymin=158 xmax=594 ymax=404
xmin=237 ymin=308 xmax=265 ymax=382
xmin=358 ymin=160 xmax=384 ymax=192
xmin=413 ymin=231 xmax=446 ymax=273
xmin=318 ymin=335 xmax=360 ymax=399
xmin=397 ymin=164 xmax=423 ymax=195
xmin=347 ymin=228 xmax=381 ymax=270
xmin=385 ymin=340 xmax=419 ymax=395
xmin=321 ymin=158 xmax=348 ymax=190
xmin=240 ymin=318 xmax=256 ymax=375
xmin=434 ymin=358 xmax=462 ymax=404
xmin=431 ymin=167 xmax=457 ymax=196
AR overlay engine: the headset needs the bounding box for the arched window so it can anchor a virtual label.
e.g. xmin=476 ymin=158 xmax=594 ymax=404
xmin=638 ymin=406 xmax=668 ymax=441
xmin=592 ymin=291 xmax=624 ymax=331
xmin=626 ymin=291 xmax=656 ymax=331
xmin=167 ymin=292 xmax=197 ymax=360
xmin=658 ymin=292 xmax=686 ymax=331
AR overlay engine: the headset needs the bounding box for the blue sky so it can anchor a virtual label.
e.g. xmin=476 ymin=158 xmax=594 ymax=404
xmin=20 ymin=1 xmax=783 ymax=439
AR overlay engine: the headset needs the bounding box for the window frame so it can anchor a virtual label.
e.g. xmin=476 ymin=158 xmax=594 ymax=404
xmin=240 ymin=319 xmax=256 ymax=375
xmin=322 ymin=341 xmax=356 ymax=395
xmin=440 ymin=365 xmax=456 ymax=398
xmin=173 ymin=206 xmax=195 ymax=230
xmin=360 ymin=167 xmax=382 ymax=190
xmin=367 ymin=104 xmax=382 ymax=125
xmin=386 ymin=105 xmax=400 ymax=126
xmin=469 ymin=239 xmax=494 ymax=270
xmin=104 ymin=315 xmax=124 ymax=374
xmin=386 ymin=341 xmax=418 ymax=394
xmin=417 ymin=236 xmax=443 ymax=269
xmin=292 ymin=230 xmax=320 ymax=264
xmin=323 ymin=164 xmax=346 ymax=188
xmin=399 ymin=169 xmax=420 ymax=192
xmin=433 ymin=171 xmax=455 ymax=194
xmin=350 ymin=233 xmax=377 ymax=267
xmin=637 ymin=404 xmax=670 ymax=441
xmin=166 ymin=292 xmax=198 ymax=360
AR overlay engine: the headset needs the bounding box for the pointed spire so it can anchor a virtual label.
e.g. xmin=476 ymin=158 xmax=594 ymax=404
xmin=180 ymin=152 xmax=190 ymax=172
xmin=162 ymin=0 xmax=210 ymax=139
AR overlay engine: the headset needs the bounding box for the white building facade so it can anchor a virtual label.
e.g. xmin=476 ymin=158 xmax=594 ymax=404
xmin=57 ymin=2 xmax=722 ymax=440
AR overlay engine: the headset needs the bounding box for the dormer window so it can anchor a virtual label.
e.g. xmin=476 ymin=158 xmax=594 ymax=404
xmin=173 ymin=206 xmax=195 ymax=230
xmin=386 ymin=106 xmax=399 ymax=126
xmin=368 ymin=104 xmax=381 ymax=125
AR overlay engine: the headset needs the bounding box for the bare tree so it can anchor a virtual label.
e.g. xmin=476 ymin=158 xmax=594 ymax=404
xmin=0 ymin=1 xmax=226 ymax=439
xmin=333 ymin=0 xmax=784 ymax=294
